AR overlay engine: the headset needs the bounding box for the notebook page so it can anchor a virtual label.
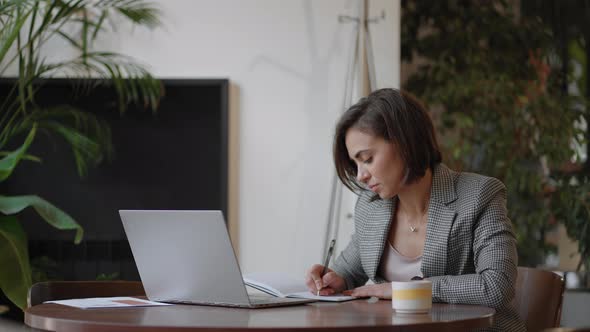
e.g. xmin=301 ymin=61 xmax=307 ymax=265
xmin=243 ymin=272 xmax=308 ymax=297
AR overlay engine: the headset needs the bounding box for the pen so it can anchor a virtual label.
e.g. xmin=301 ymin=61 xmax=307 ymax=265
xmin=317 ymin=239 xmax=336 ymax=296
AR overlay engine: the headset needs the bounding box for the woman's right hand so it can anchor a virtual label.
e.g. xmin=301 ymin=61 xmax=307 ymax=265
xmin=305 ymin=264 xmax=347 ymax=296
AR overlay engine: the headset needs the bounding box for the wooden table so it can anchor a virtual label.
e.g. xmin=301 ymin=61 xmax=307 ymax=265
xmin=25 ymin=298 xmax=495 ymax=332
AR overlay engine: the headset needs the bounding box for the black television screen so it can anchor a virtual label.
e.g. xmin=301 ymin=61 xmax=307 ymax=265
xmin=0 ymin=78 xmax=228 ymax=280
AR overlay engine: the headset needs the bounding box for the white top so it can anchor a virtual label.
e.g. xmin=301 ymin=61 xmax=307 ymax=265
xmin=378 ymin=241 xmax=423 ymax=282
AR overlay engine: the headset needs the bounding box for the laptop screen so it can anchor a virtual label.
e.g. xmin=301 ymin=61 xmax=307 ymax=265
xmin=120 ymin=210 xmax=251 ymax=305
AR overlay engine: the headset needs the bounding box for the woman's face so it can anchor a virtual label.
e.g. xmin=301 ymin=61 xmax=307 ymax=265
xmin=345 ymin=127 xmax=406 ymax=199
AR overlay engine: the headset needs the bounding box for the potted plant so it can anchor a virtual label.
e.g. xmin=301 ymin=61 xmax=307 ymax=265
xmin=401 ymin=0 xmax=588 ymax=267
xmin=552 ymin=174 xmax=590 ymax=283
xmin=0 ymin=0 xmax=162 ymax=313
xmin=521 ymin=0 xmax=590 ymax=284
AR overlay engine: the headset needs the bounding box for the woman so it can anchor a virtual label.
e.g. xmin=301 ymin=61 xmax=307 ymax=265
xmin=305 ymin=88 xmax=525 ymax=331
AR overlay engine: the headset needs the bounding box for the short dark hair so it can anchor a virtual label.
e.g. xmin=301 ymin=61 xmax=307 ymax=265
xmin=333 ymin=88 xmax=442 ymax=192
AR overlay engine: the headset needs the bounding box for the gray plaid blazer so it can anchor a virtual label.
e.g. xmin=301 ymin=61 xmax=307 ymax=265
xmin=332 ymin=164 xmax=525 ymax=331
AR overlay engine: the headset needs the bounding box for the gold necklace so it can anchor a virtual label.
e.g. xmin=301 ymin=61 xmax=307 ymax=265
xmin=407 ymin=210 xmax=428 ymax=233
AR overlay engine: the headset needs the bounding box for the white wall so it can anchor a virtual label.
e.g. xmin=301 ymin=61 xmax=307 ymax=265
xmin=8 ymin=0 xmax=400 ymax=276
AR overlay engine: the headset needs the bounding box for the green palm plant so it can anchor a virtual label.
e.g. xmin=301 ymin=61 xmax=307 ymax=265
xmin=0 ymin=0 xmax=162 ymax=310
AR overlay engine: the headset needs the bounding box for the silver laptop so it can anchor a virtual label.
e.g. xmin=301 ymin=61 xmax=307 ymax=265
xmin=119 ymin=210 xmax=315 ymax=308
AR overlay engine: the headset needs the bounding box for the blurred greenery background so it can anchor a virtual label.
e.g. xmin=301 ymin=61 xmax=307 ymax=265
xmin=401 ymin=0 xmax=590 ymax=272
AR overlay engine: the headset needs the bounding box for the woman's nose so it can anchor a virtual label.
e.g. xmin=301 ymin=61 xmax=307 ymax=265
xmin=356 ymin=167 xmax=369 ymax=183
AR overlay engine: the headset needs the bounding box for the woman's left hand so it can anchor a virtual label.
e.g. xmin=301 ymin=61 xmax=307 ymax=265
xmin=342 ymin=283 xmax=391 ymax=299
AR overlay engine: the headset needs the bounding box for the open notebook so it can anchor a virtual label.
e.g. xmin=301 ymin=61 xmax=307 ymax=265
xmin=244 ymin=272 xmax=356 ymax=302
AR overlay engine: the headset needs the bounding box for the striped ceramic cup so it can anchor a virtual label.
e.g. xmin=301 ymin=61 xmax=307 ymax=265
xmin=391 ymin=280 xmax=432 ymax=313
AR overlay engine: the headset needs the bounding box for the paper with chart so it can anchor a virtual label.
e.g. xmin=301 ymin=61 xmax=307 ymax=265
xmin=45 ymin=297 xmax=173 ymax=309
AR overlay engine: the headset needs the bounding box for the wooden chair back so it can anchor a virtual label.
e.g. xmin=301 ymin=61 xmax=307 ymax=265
xmin=513 ymin=267 xmax=565 ymax=332
xmin=27 ymin=281 xmax=145 ymax=308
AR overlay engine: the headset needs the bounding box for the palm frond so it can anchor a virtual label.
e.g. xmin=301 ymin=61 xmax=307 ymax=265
xmin=16 ymin=106 xmax=114 ymax=177
xmin=96 ymin=0 xmax=161 ymax=28
xmin=0 ymin=151 xmax=40 ymax=162
xmin=0 ymin=78 xmax=43 ymax=149
xmin=113 ymin=4 xmax=160 ymax=28
xmin=0 ymin=0 xmax=34 ymax=14
xmin=0 ymin=124 xmax=36 ymax=182
xmin=90 ymin=9 xmax=107 ymax=41
xmin=38 ymin=52 xmax=162 ymax=113
xmin=0 ymin=2 xmax=33 ymax=72
xmin=49 ymin=0 xmax=86 ymax=25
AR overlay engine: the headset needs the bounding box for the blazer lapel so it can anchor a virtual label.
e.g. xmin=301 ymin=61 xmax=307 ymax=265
xmin=421 ymin=164 xmax=458 ymax=277
xmin=361 ymin=197 xmax=394 ymax=280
